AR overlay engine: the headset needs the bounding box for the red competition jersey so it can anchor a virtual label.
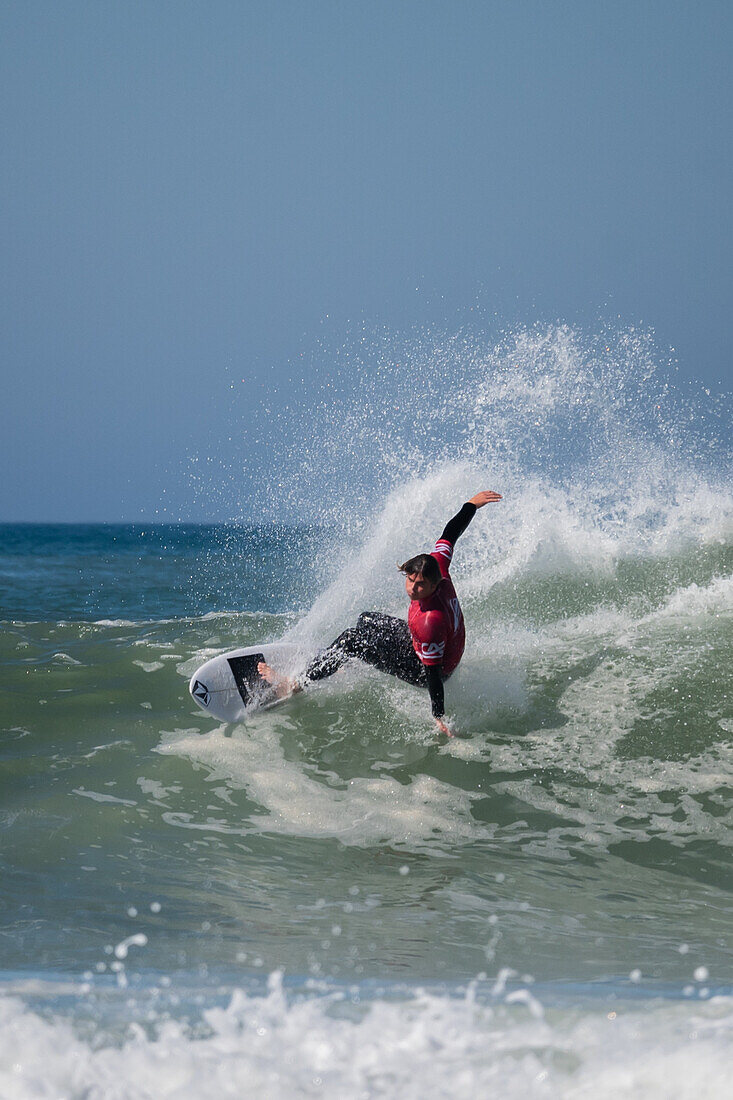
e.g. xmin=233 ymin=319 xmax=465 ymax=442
xmin=408 ymin=536 xmax=465 ymax=675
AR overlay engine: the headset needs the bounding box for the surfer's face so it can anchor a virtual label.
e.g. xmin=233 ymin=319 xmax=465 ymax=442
xmin=405 ymin=572 xmax=438 ymax=601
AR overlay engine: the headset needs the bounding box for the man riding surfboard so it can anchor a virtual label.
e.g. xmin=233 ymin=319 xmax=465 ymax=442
xmin=259 ymin=489 xmax=502 ymax=735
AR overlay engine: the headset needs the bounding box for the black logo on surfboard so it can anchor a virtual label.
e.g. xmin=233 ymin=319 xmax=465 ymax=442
xmin=192 ymin=680 xmax=210 ymax=707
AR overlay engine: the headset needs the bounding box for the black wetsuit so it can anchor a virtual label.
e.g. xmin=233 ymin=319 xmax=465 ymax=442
xmin=302 ymin=502 xmax=477 ymax=718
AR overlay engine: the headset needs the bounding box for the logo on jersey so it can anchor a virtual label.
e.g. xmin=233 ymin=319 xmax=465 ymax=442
xmin=419 ymin=641 xmax=446 ymax=659
xmin=192 ymin=680 xmax=210 ymax=707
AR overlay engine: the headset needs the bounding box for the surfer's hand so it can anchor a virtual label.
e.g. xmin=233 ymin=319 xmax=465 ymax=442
xmin=435 ymin=717 xmax=455 ymax=738
xmin=469 ymin=490 xmax=502 ymax=508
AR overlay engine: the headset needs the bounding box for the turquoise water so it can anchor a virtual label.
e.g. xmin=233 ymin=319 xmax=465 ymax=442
xmin=1 ymin=326 xmax=732 ymax=1097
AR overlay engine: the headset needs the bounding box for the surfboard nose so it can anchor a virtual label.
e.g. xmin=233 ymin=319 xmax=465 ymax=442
xmin=187 ymin=642 xmax=300 ymax=722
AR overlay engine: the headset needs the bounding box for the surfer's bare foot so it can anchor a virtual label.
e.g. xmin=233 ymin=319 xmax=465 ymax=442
xmin=257 ymin=661 xmax=299 ymax=699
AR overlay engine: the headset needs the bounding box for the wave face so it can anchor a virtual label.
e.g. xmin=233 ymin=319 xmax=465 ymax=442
xmin=1 ymin=324 xmax=731 ymax=1096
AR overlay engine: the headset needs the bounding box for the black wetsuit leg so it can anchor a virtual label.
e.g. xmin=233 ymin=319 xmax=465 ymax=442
xmin=304 ymin=612 xmax=427 ymax=687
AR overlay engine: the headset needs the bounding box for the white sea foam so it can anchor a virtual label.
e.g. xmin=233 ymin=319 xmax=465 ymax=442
xmin=51 ymin=651 xmax=83 ymax=665
xmin=647 ymin=573 xmax=733 ymax=621
xmin=478 ymin=573 xmax=733 ymax=855
xmin=136 ymin=777 xmax=180 ymax=804
xmin=156 ymin=718 xmax=487 ymax=853
xmin=0 ymin=978 xmax=731 ymax=1099
xmin=72 ymin=788 xmax=138 ymax=807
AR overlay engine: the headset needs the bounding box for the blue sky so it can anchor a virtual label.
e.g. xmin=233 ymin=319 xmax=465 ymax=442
xmin=2 ymin=1 xmax=731 ymax=521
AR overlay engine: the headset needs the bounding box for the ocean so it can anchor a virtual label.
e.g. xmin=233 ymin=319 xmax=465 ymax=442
xmin=1 ymin=325 xmax=731 ymax=1097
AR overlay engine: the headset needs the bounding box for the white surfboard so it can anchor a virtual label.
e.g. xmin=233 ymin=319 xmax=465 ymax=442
xmin=189 ymin=642 xmax=303 ymax=722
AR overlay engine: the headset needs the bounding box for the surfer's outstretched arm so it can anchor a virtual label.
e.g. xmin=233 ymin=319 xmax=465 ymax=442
xmin=439 ymin=490 xmax=502 ymax=546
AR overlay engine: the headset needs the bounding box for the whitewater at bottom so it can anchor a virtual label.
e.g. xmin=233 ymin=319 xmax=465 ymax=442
xmin=1 ymin=971 xmax=732 ymax=1099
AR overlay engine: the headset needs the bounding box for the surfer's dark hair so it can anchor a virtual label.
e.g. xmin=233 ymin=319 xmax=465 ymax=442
xmin=398 ymin=553 xmax=441 ymax=584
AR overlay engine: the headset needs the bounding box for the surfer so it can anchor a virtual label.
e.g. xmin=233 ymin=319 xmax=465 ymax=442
xmin=259 ymin=490 xmax=502 ymax=735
